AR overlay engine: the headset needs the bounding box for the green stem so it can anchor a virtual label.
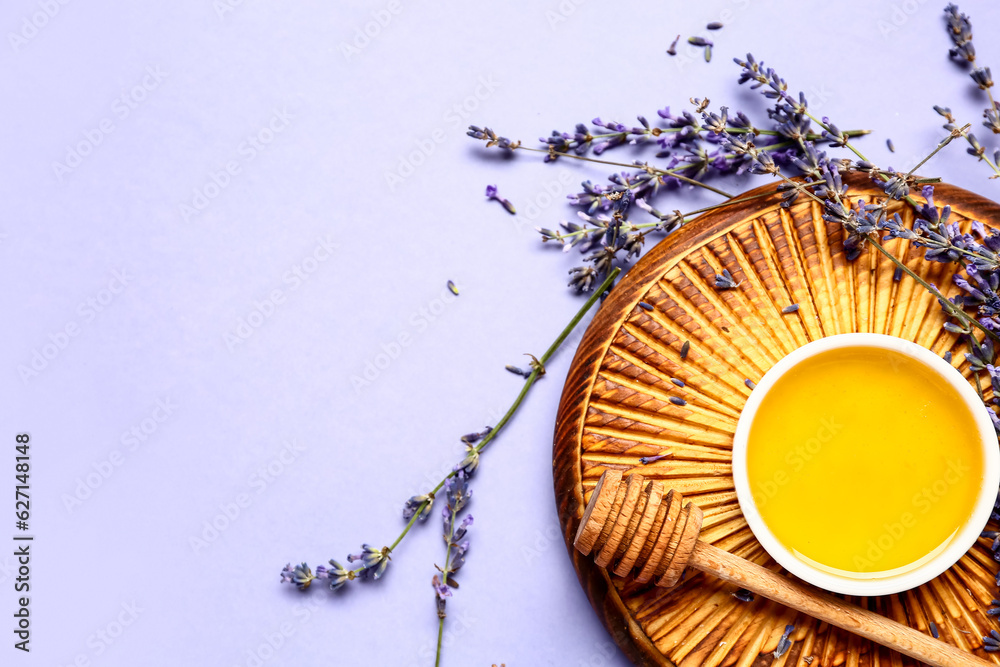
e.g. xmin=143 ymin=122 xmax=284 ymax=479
xmin=382 ymin=268 xmax=622 ymax=556
xmin=388 ymin=509 xmax=422 ymax=552
xmin=435 ymin=620 xmax=444 ymax=667
xmin=905 ymin=124 xmax=970 ymax=179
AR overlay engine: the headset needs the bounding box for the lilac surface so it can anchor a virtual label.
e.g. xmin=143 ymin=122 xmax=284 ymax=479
xmin=1 ymin=0 xmax=999 ymax=665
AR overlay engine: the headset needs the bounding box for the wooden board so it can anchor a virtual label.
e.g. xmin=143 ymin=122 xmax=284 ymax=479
xmin=553 ymin=172 xmax=1000 ymax=667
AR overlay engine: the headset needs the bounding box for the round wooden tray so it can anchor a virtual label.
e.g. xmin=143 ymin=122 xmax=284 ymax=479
xmin=553 ymin=171 xmax=1000 ymax=667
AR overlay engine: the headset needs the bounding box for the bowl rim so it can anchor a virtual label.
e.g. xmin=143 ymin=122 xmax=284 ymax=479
xmin=731 ymin=332 xmax=1000 ymax=597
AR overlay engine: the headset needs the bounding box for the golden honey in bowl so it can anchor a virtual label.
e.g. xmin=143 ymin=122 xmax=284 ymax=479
xmin=746 ymin=346 xmax=985 ymax=578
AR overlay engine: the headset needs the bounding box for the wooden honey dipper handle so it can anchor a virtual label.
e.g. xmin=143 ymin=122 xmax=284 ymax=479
xmin=574 ymin=471 xmax=993 ymax=667
xmin=690 ymin=542 xmax=992 ymax=667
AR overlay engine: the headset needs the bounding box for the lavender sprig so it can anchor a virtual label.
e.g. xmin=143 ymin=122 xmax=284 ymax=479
xmin=942 ymin=5 xmax=1000 ymax=179
xmin=279 ymin=269 xmax=620 ymax=659
xmin=433 ymin=473 xmax=473 ymax=666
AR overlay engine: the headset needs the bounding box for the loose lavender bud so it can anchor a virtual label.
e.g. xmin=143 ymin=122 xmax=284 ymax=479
xmin=886 ymin=138 xmax=895 ymax=152
xmin=688 ymin=36 xmax=713 ymax=47
xmin=638 ymin=301 xmax=654 ymax=311
xmin=714 ymin=269 xmax=739 ymax=290
xmin=706 ymin=22 xmax=723 ymax=30
xmin=930 ymin=621 xmax=939 ymax=639
xmin=704 ymin=45 xmax=712 ymax=63
xmin=640 ymin=453 xmax=670 ymax=464
xmin=680 ymin=340 xmax=690 ymax=360
xmin=732 ymin=588 xmax=754 ymax=602
xmin=447 ymin=280 xmax=459 ymax=296
xmin=745 ymin=378 xmax=756 ymax=390
xmin=505 ymin=364 xmax=531 ymax=378
xmin=667 ymin=34 xmax=680 ymax=56
xmin=782 ymin=303 xmax=800 ymax=314
xmin=773 ymin=625 xmax=794 ymax=658
xmin=669 ymin=396 xmax=687 ymax=406
xmin=670 ymin=377 xmax=685 ymax=387
xmin=485 ymin=184 xmax=516 ymax=214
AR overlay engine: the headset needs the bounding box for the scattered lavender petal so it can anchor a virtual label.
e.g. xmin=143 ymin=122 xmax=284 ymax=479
xmin=782 ymin=304 xmax=800 ymax=314
xmin=773 ymin=625 xmax=794 ymax=658
xmin=667 ymin=34 xmax=680 ymax=56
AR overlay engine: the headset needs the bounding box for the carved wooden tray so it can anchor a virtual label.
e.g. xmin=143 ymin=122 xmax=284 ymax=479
xmin=553 ymin=171 xmax=1000 ymax=667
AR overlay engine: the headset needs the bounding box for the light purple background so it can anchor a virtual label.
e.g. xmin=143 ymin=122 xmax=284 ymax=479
xmin=2 ymin=0 xmax=999 ymax=665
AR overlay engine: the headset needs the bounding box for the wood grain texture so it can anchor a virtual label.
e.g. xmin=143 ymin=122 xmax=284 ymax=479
xmin=553 ymin=172 xmax=1000 ymax=667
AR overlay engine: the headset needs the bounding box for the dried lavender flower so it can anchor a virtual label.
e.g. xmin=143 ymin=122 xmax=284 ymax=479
xmin=706 ymin=22 xmax=723 ymax=30
xmin=744 ymin=378 xmax=756 ymax=390
xmin=444 ymin=471 xmax=472 ymax=514
xmin=732 ymin=588 xmax=754 ymax=602
xmin=669 ymin=396 xmax=687 ymax=406
xmin=680 ymin=340 xmax=690 ymax=359
xmin=887 ymin=138 xmax=895 ymax=152
xmin=638 ymin=301 xmax=654 ymax=311
xmin=640 ymin=453 xmax=670 ymax=464
xmin=688 ymin=36 xmax=713 ymax=47
xmin=325 ymin=560 xmax=355 ymax=591
xmin=347 ymin=544 xmax=390 ymax=580
xmin=773 ymin=624 xmax=795 ymax=658
xmin=714 ymin=268 xmax=739 ymax=290
xmin=447 ymin=280 xmax=459 ymax=296
xmin=568 ymin=266 xmax=599 ymax=292
xmin=972 ymin=67 xmax=994 ymax=90
xmin=403 ymin=493 xmax=435 ymax=521
xmin=930 ymin=621 xmax=939 ymax=639
xmin=782 ymin=303 xmax=800 ymax=314
xmin=455 ymin=445 xmax=480 ymax=476
xmin=280 ymin=562 xmax=317 ymax=590
xmin=670 ymin=377 xmax=685 ymax=387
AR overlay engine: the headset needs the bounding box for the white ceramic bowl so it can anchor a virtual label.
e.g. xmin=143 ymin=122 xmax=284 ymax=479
xmin=732 ymin=333 xmax=1000 ymax=596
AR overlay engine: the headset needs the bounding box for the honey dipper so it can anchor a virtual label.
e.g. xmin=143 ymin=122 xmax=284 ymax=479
xmin=574 ymin=470 xmax=992 ymax=667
